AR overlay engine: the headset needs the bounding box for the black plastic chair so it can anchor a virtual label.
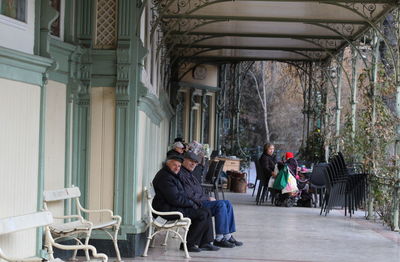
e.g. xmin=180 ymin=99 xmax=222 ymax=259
xmin=202 ymin=160 xmax=226 ymax=200
xmin=252 ymin=160 xmax=262 ymax=197
xmin=309 ymin=163 xmax=328 ymax=208
xmin=254 ymin=160 xmax=271 ymax=205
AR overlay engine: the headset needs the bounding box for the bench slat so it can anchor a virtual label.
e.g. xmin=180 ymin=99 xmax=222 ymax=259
xmin=43 ymin=187 xmax=81 ymax=202
xmin=0 ymin=211 xmax=53 ymax=235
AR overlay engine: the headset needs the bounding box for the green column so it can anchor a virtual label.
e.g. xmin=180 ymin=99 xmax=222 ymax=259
xmin=350 ymin=47 xmax=358 ymax=148
xmin=71 ymin=49 xmax=92 ymax=209
xmin=114 ymin=48 xmax=134 ymax=225
xmin=368 ymin=35 xmax=380 ymax=221
xmin=113 ymin=0 xmax=147 ymax=232
xmin=335 ymin=53 xmax=343 ymax=153
xmin=34 ymin=0 xmax=58 ymax=256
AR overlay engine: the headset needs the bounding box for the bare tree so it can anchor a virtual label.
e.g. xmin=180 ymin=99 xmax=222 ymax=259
xmin=248 ymin=62 xmax=270 ymax=141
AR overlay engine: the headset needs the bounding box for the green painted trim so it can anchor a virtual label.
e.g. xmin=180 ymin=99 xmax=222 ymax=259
xmin=64 ymin=0 xmax=76 ymax=43
xmin=73 ymin=102 xmax=91 ymax=210
xmin=160 ymin=92 xmax=175 ymax=120
xmin=91 ymin=77 xmax=117 ymax=87
xmin=114 ymin=103 xmax=129 ymax=220
xmin=36 ymin=75 xmax=47 ymax=257
xmin=164 ymin=14 xmax=367 ymax=25
xmin=0 ymin=46 xmax=53 ymax=85
xmin=177 ymin=81 xmax=220 ymax=92
xmin=172 ymin=31 xmax=345 ymax=40
xmin=77 ymin=0 xmax=93 ymax=43
xmin=138 ymin=93 xmax=164 ymax=125
xmin=90 ymin=230 xmax=128 ymax=241
xmin=50 ymin=38 xmax=77 ymax=54
xmin=48 ymin=71 xmax=69 ymax=84
xmin=119 ymin=221 xmax=147 ymax=235
xmin=118 ymin=0 xmax=133 ymax=39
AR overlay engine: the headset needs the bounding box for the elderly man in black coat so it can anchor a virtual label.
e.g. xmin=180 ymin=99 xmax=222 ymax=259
xmin=152 ymin=155 xmax=219 ymax=252
xmin=179 ymin=152 xmax=243 ymax=248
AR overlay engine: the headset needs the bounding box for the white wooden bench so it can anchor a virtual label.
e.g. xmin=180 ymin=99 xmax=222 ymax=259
xmin=43 ymin=187 xmax=121 ymax=261
xmin=0 ymin=211 xmax=107 ymax=262
xmin=142 ymin=186 xmax=191 ymax=258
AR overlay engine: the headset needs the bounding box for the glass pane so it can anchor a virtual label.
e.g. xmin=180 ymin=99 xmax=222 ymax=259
xmin=1 ymin=0 xmax=26 ymax=22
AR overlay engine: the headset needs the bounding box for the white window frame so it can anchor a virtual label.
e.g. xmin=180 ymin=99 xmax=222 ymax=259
xmin=0 ymin=0 xmax=27 ymax=30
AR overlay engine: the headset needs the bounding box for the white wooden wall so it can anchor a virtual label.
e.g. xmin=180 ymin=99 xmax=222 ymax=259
xmin=44 ymin=80 xmax=66 ymax=217
xmin=136 ymin=111 xmax=169 ymax=222
xmin=0 ymin=78 xmax=40 ymax=258
xmin=89 ymin=87 xmax=116 ymax=223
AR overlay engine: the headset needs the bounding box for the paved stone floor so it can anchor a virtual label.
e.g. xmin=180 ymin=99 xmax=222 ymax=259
xmin=132 ymin=190 xmax=400 ymax=262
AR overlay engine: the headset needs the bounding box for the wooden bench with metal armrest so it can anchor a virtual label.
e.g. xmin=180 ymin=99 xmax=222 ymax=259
xmin=0 ymin=211 xmax=107 ymax=262
xmin=142 ymin=186 xmax=191 ymax=259
xmin=43 ymin=187 xmax=121 ymax=261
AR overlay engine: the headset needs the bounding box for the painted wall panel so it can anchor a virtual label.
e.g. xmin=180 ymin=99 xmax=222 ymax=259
xmin=0 ymin=1 xmax=35 ymax=54
xmin=0 ymin=78 xmax=40 ymax=257
xmin=135 ymin=111 xmax=146 ymax=222
xmin=44 ymin=81 xmax=66 ymax=218
xmin=89 ymin=87 xmax=116 ymax=223
xmin=136 ymin=110 xmax=170 ymax=223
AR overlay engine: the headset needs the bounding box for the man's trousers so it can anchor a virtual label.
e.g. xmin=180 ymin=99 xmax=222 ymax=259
xmin=202 ymin=200 xmax=236 ymax=235
xmin=183 ymin=207 xmax=214 ymax=246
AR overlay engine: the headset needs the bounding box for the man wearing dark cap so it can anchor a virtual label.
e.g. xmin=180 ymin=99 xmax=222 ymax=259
xmin=179 ymin=152 xmax=243 ymax=248
xmin=166 ymin=141 xmax=185 ymax=158
xmin=152 ymin=155 xmax=219 ymax=252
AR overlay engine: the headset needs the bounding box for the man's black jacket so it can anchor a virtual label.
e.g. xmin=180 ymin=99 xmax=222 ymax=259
xmin=152 ymin=165 xmax=197 ymax=218
xmin=179 ymin=166 xmax=209 ymax=206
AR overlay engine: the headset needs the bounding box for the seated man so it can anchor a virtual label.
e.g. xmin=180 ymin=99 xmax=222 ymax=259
xmin=179 ymin=152 xmax=243 ymax=248
xmin=152 ymin=155 xmax=219 ymax=252
xmin=166 ymin=141 xmax=185 ymax=158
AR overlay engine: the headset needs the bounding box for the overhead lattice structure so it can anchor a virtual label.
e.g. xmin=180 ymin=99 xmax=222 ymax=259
xmin=151 ymin=0 xmax=397 ymax=63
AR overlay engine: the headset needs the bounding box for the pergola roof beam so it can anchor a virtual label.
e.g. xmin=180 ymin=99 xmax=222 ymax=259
xmin=175 ymin=44 xmax=334 ymax=52
xmin=163 ymin=14 xmax=368 ymax=25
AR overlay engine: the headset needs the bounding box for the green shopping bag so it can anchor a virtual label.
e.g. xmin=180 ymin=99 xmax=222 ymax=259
xmin=273 ymin=165 xmax=289 ymax=190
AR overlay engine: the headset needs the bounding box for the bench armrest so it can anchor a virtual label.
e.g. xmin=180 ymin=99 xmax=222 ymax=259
xmin=78 ymin=207 xmax=122 ymax=224
xmin=150 ymin=209 xmax=185 ymax=220
xmin=51 ymin=242 xmax=107 ymax=261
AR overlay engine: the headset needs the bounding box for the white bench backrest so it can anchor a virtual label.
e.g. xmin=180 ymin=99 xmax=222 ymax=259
xmin=144 ymin=186 xmax=156 ymax=216
xmin=0 ymin=211 xmax=53 ymax=235
xmin=43 ymin=187 xmax=81 ymax=202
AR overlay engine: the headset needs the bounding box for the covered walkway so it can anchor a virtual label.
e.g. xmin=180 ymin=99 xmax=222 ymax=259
xmin=135 ymin=192 xmax=400 ymax=262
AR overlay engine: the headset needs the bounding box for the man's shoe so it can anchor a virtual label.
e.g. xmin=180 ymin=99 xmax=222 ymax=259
xmin=213 ymin=238 xmax=235 ymax=248
xmin=228 ymin=236 xmax=243 ymax=246
xmin=180 ymin=243 xmax=201 ymax=252
xmin=200 ymin=243 xmax=220 ymax=251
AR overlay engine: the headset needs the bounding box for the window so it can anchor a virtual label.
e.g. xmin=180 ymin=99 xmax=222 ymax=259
xmin=0 ymin=0 xmax=26 ymax=22
xmin=50 ymin=0 xmax=60 ymax=37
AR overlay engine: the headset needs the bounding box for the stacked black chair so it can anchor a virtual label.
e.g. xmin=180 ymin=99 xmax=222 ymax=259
xmin=252 ymin=160 xmax=262 ymax=196
xmin=309 ymin=163 xmax=328 ymax=208
xmin=320 ymin=152 xmax=367 ymax=217
xmin=254 ymin=160 xmax=271 ymax=205
xmin=202 ymin=160 xmax=226 ymax=200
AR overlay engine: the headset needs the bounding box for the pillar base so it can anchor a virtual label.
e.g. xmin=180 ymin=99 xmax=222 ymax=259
xmin=53 ymin=232 xmax=147 ymax=259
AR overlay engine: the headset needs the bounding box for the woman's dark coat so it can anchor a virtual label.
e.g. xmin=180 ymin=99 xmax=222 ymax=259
xmin=259 ymin=153 xmax=276 ymax=181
